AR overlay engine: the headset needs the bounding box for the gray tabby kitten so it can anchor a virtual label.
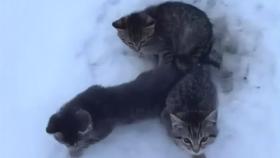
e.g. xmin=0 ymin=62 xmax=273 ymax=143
xmin=113 ymin=2 xmax=218 ymax=68
xmin=161 ymin=64 xmax=218 ymax=158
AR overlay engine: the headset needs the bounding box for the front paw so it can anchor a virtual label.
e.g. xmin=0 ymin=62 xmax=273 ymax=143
xmin=68 ymin=147 xmax=83 ymax=158
xmin=192 ymin=154 xmax=206 ymax=158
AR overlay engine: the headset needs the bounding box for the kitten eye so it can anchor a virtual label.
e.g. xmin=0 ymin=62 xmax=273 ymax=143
xmin=183 ymin=138 xmax=191 ymax=144
xmin=201 ymin=137 xmax=208 ymax=143
xmin=174 ymin=124 xmax=183 ymax=129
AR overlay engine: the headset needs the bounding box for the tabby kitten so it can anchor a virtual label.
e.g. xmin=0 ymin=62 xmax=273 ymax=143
xmin=113 ymin=2 xmax=218 ymax=68
xmin=161 ymin=64 xmax=218 ymax=158
xmin=46 ymin=64 xmax=184 ymax=157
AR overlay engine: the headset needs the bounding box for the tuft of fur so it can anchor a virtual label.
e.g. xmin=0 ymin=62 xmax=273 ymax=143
xmin=46 ymin=64 xmax=184 ymax=156
xmin=161 ymin=64 xmax=218 ymax=158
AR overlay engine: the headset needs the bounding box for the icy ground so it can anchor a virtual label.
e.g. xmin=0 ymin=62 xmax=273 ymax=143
xmin=1 ymin=0 xmax=280 ymax=158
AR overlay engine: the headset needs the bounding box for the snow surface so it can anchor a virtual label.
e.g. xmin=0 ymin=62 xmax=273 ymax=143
xmin=1 ymin=0 xmax=280 ymax=158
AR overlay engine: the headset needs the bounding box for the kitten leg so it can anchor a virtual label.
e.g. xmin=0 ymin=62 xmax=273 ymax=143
xmin=193 ymin=154 xmax=206 ymax=158
xmin=93 ymin=123 xmax=114 ymax=143
xmin=220 ymin=69 xmax=233 ymax=93
xmin=69 ymin=148 xmax=83 ymax=158
xmin=205 ymin=48 xmax=222 ymax=69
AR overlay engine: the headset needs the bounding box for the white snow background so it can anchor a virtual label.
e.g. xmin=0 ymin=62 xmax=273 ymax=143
xmin=1 ymin=0 xmax=280 ymax=158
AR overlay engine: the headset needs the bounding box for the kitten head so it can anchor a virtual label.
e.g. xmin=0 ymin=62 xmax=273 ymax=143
xmin=46 ymin=107 xmax=93 ymax=156
xmin=169 ymin=111 xmax=218 ymax=155
xmin=112 ymin=13 xmax=155 ymax=53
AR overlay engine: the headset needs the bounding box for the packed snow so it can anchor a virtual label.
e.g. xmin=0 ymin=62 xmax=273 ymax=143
xmin=1 ymin=0 xmax=280 ymax=158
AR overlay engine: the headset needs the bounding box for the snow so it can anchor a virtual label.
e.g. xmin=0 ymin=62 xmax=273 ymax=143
xmin=1 ymin=0 xmax=280 ymax=158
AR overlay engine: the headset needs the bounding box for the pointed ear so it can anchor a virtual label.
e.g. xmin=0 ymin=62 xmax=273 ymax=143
xmin=145 ymin=15 xmax=155 ymax=27
xmin=143 ymin=15 xmax=155 ymax=36
xmin=143 ymin=22 xmax=155 ymax=35
xmin=170 ymin=113 xmax=184 ymax=128
xmin=75 ymin=109 xmax=92 ymax=133
xmin=112 ymin=17 xmax=127 ymax=30
xmin=204 ymin=110 xmax=217 ymax=123
xmin=46 ymin=114 xmax=60 ymax=134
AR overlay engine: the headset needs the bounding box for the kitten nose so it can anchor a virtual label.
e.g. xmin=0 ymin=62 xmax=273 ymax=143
xmin=193 ymin=146 xmax=200 ymax=153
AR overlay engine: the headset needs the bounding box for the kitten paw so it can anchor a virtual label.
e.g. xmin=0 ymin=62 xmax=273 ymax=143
xmin=220 ymin=70 xmax=233 ymax=93
xmin=68 ymin=148 xmax=83 ymax=158
xmin=193 ymin=154 xmax=206 ymax=158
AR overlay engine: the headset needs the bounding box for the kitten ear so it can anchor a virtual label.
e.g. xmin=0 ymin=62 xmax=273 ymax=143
xmin=143 ymin=14 xmax=155 ymax=26
xmin=75 ymin=109 xmax=92 ymax=134
xmin=46 ymin=114 xmax=60 ymax=134
xmin=112 ymin=17 xmax=127 ymax=30
xmin=204 ymin=110 xmax=217 ymax=124
xmin=170 ymin=113 xmax=184 ymax=128
xmin=143 ymin=15 xmax=155 ymax=36
xmin=144 ymin=16 xmax=155 ymax=29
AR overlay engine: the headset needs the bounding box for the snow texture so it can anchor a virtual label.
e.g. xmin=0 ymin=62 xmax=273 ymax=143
xmin=1 ymin=0 xmax=280 ymax=158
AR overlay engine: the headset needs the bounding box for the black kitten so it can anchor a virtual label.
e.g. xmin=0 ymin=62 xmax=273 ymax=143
xmin=113 ymin=1 xmax=219 ymax=68
xmin=46 ymin=64 xmax=184 ymax=157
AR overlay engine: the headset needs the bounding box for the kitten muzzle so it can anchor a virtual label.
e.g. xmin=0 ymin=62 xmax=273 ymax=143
xmin=192 ymin=145 xmax=201 ymax=154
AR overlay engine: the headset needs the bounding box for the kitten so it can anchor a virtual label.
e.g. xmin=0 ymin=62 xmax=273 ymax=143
xmin=112 ymin=2 xmax=219 ymax=68
xmin=46 ymin=64 xmax=184 ymax=157
xmin=161 ymin=64 xmax=218 ymax=158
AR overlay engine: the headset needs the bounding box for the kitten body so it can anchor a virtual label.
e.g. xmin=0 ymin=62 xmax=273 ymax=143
xmin=161 ymin=64 xmax=218 ymax=158
xmin=113 ymin=2 xmax=217 ymax=67
xmin=46 ymin=64 xmax=184 ymax=157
